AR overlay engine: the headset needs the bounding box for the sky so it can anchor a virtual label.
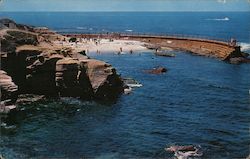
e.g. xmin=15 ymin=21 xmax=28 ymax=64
xmin=0 ymin=0 xmax=250 ymax=12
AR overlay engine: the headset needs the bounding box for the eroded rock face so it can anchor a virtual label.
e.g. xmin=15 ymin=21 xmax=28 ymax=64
xmin=55 ymin=57 xmax=124 ymax=100
xmin=0 ymin=70 xmax=18 ymax=103
xmin=26 ymin=54 xmax=63 ymax=96
xmin=81 ymin=59 xmax=124 ymax=100
xmin=0 ymin=19 xmax=124 ymax=103
xmin=0 ymin=18 xmax=34 ymax=31
xmin=1 ymin=30 xmax=38 ymax=54
xmin=56 ymin=58 xmax=83 ymax=97
xmin=0 ymin=70 xmax=18 ymax=114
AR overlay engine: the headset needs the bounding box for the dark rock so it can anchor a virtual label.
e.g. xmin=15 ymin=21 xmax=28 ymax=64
xmin=55 ymin=58 xmax=83 ymax=97
xmin=144 ymin=67 xmax=167 ymax=74
xmin=155 ymin=51 xmax=175 ymax=57
xmin=16 ymin=94 xmax=46 ymax=105
xmin=81 ymin=59 xmax=124 ymax=100
xmin=26 ymin=54 xmax=63 ymax=96
xmin=0 ymin=18 xmax=33 ymax=31
xmin=229 ymin=57 xmax=250 ymax=64
xmin=241 ymin=52 xmax=249 ymax=58
xmin=1 ymin=30 xmax=38 ymax=53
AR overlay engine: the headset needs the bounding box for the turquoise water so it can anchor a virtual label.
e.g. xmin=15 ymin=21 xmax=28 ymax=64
xmin=0 ymin=12 xmax=250 ymax=158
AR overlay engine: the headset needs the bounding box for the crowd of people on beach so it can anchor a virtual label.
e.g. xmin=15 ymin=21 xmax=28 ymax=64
xmin=55 ymin=36 xmax=137 ymax=55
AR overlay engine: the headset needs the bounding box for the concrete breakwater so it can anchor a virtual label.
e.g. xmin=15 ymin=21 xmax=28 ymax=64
xmin=64 ymin=33 xmax=245 ymax=62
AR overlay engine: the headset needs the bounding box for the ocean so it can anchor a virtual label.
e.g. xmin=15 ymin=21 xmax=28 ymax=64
xmin=0 ymin=12 xmax=250 ymax=158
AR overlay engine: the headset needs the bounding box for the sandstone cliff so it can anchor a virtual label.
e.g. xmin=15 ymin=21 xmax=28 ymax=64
xmin=0 ymin=19 xmax=124 ymax=114
xmin=0 ymin=70 xmax=18 ymax=114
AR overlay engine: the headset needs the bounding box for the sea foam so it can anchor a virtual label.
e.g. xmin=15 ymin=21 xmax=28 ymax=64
xmin=125 ymin=29 xmax=133 ymax=32
xmin=76 ymin=27 xmax=86 ymax=30
xmin=206 ymin=17 xmax=230 ymax=21
xmin=239 ymin=43 xmax=250 ymax=52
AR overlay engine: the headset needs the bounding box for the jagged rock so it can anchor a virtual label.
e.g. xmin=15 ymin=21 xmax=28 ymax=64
xmin=0 ymin=70 xmax=18 ymax=114
xmin=0 ymin=18 xmax=18 ymax=29
xmin=0 ymin=70 xmax=18 ymax=103
xmin=1 ymin=30 xmax=38 ymax=54
xmin=55 ymin=58 xmax=83 ymax=97
xmin=16 ymin=94 xmax=46 ymax=105
xmin=26 ymin=54 xmax=63 ymax=96
xmin=1 ymin=19 xmax=124 ymax=103
xmin=0 ymin=18 xmax=33 ymax=31
xmin=81 ymin=59 xmax=123 ymax=100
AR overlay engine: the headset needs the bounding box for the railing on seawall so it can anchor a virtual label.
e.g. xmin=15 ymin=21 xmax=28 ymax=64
xmin=61 ymin=31 xmax=238 ymax=48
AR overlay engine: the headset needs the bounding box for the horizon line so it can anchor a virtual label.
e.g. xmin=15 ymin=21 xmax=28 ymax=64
xmin=1 ymin=10 xmax=250 ymax=13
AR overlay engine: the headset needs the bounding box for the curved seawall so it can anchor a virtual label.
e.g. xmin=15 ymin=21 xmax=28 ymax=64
xmin=64 ymin=33 xmax=242 ymax=60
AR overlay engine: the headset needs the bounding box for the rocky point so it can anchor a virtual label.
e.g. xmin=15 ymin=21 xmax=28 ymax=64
xmin=0 ymin=19 xmax=124 ymax=116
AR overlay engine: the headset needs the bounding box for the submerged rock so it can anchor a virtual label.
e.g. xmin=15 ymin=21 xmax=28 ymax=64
xmin=155 ymin=51 xmax=176 ymax=57
xmin=165 ymin=145 xmax=203 ymax=159
xmin=144 ymin=67 xmax=167 ymax=74
xmin=229 ymin=57 xmax=250 ymax=64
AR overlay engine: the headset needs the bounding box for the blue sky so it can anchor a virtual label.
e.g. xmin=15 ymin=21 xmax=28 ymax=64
xmin=0 ymin=0 xmax=250 ymax=11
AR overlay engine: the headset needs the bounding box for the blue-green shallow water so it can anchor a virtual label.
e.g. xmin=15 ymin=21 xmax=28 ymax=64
xmin=1 ymin=52 xmax=250 ymax=158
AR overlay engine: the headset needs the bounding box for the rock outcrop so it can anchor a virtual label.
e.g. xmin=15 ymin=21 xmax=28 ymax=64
xmin=0 ymin=70 xmax=18 ymax=114
xmin=144 ymin=67 xmax=167 ymax=74
xmin=0 ymin=19 xmax=124 ymax=111
xmin=0 ymin=18 xmax=33 ymax=31
xmin=229 ymin=57 xmax=250 ymax=64
xmin=26 ymin=54 xmax=63 ymax=96
xmin=80 ymin=59 xmax=124 ymax=100
xmin=56 ymin=58 xmax=84 ymax=97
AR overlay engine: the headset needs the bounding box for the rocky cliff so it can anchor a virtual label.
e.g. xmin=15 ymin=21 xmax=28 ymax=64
xmin=0 ymin=19 xmax=124 ymax=115
xmin=0 ymin=70 xmax=18 ymax=114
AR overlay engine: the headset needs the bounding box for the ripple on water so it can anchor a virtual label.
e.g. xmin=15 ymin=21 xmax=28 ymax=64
xmin=1 ymin=52 xmax=250 ymax=158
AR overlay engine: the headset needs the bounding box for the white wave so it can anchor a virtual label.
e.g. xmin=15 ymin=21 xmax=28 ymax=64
xmin=125 ymin=29 xmax=133 ymax=32
xmin=76 ymin=27 xmax=86 ymax=30
xmin=239 ymin=43 xmax=250 ymax=51
xmin=206 ymin=17 xmax=230 ymax=21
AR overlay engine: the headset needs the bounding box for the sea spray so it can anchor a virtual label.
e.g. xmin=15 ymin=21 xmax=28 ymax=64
xmin=239 ymin=43 xmax=250 ymax=52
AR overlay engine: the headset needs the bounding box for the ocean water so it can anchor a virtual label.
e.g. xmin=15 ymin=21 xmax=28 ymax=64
xmin=0 ymin=12 xmax=250 ymax=159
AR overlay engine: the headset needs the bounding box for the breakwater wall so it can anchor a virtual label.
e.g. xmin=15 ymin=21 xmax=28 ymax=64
xmin=63 ymin=33 xmax=242 ymax=60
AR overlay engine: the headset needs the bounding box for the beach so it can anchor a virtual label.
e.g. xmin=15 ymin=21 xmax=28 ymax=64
xmin=53 ymin=38 xmax=149 ymax=54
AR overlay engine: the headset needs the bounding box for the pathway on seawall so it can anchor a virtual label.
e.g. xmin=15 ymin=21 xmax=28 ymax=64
xmin=63 ymin=33 xmax=242 ymax=60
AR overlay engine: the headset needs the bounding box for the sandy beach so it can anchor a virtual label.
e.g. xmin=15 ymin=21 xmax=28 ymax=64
xmin=53 ymin=38 xmax=149 ymax=54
